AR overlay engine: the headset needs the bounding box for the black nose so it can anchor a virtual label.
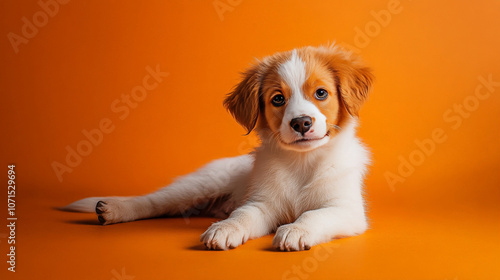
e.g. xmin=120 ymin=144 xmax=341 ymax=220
xmin=290 ymin=116 xmax=313 ymax=135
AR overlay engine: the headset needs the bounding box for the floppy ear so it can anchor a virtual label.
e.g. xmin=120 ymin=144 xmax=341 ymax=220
xmin=326 ymin=48 xmax=374 ymax=117
xmin=223 ymin=63 xmax=263 ymax=134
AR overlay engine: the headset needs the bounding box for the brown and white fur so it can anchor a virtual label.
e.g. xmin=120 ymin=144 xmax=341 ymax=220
xmin=63 ymin=45 xmax=374 ymax=251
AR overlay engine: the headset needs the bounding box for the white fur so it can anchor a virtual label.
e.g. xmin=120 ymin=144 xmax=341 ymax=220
xmin=64 ymin=49 xmax=370 ymax=251
xmin=64 ymin=119 xmax=369 ymax=250
xmin=278 ymin=50 xmax=329 ymax=151
xmin=208 ymin=119 xmax=369 ymax=251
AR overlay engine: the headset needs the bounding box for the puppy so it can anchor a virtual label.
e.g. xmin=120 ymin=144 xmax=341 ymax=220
xmin=63 ymin=45 xmax=374 ymax=251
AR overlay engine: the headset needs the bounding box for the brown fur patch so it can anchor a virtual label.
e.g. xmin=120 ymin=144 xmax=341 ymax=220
xmin=312 ymin=46 xmax=374 ymax=118
xmin=223 ymin=64 xmax=262 ymax=134
xmin=301 ymin=53 xmax=342 ymax=137
xmin=261 ymin=67 xmax=290 ymax=134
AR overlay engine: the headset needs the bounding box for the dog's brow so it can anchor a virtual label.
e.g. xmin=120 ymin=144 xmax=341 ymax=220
xmin=278 ymin=50 xmax=307 ymax=96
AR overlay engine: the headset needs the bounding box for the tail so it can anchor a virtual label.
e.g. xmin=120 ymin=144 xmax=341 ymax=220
xmin=60 ymin=196 xmax=133 ymax=213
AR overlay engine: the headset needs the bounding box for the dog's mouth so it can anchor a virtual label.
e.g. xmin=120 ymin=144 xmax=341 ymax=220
xmin=284 ymin=131 xmax=331 ymax=145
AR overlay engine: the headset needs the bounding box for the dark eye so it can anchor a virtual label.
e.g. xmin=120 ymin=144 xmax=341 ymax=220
xmin=271 ymin=94 xmax=286 ymax=107
xmin=315 ymin=89 xmax=329 ymax=100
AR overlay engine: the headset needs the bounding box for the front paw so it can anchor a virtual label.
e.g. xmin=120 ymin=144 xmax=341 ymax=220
xmin=200 ymin=220 xmax=248 ymax=250
xmin=273 ymin=224 xmax=313 ymax=251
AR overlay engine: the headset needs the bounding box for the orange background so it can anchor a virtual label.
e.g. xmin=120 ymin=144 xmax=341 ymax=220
xmin=1 ymin=0 xmax=500 ymax=279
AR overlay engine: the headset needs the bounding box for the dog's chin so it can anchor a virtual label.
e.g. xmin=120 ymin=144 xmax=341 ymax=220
xmin=279 ymin=133 xmax=330 ymax=152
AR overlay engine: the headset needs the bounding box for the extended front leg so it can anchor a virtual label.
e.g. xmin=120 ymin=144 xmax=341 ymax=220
xmin=200 ymin=202 xmax=276 ymax=250
xmin=272 ymin=205 xmax=367 ymax=251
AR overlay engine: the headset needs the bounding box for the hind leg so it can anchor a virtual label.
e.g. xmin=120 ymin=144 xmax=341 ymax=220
xmin=95 ymin=154 xmax=253 ymax=225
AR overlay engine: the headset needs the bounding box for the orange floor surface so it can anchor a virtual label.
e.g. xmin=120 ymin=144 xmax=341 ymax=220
xmin=2 ymin=179 xmax=500 ymax=280
xmin=1 ymin=0 xmax=500 ymax=279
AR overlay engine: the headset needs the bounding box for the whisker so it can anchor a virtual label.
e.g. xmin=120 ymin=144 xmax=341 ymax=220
xmin=328 ymin=124 xmax=342 ymax=131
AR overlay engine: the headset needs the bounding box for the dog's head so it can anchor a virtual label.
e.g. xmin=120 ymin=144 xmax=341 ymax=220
xmin=224 ymin=45 xmax=374 ymax=152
